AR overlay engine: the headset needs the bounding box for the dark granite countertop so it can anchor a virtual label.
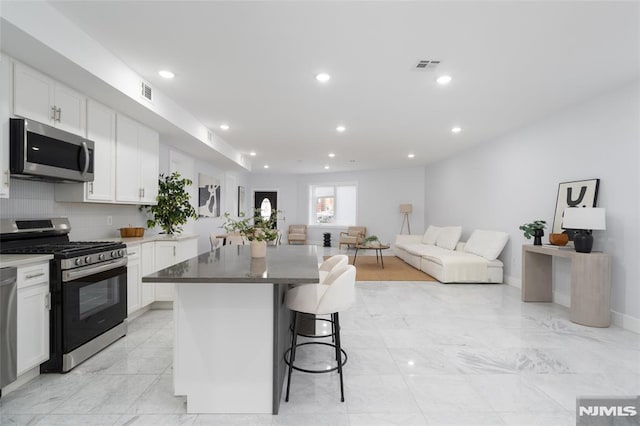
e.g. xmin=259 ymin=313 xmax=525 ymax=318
xmin=142 ymin=244 xmax=320 ymax=284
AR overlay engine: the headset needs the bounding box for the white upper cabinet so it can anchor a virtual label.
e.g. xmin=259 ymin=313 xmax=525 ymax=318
xmin=55 ymin=99 xmax=117 ymax=203
xmin=13 ymin=62 xmax=86 ymax=136
xmin=115 ymin=114 xmax=159 ymax=205
xmin=0 ymin=54 xmax=12 ymax=198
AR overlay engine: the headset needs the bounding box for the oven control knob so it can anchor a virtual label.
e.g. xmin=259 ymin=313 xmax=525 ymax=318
xmin=75 ymin=258 xmax=83 ymax=266
xmin=98 ymin=254 xmax=105 ymax=261
xmin=111 ymin=251 xmax=117 ymax=258
xmin=85 ymin=256 xmax=91 ymax=263
xmin=118 ymin=249 xmax=124 ymax=257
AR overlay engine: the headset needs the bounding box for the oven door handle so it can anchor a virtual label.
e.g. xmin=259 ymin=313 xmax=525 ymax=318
xmin=62 ymin=258 xmax=127 ymax=282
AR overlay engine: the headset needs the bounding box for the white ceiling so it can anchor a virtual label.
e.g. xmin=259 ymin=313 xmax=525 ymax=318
xmin=49 ymin=1 xmax=639 ymax=174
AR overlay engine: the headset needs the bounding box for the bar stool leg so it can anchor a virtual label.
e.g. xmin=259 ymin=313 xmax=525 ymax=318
xmin=285 ymin=311 xmax=299 ymax=402
xmin=334 ymin=312 xmax=345 ymax=402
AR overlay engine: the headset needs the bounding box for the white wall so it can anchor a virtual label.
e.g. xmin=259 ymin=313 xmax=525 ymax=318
xmin=424 ymin=81 xmax=640 ymax=329
xmin=250 ymin=166 xmax=425 ymax=246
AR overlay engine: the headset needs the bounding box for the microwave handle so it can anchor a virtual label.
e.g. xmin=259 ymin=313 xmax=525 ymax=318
xmin=81 ymin=141 xmax=90 ymax=176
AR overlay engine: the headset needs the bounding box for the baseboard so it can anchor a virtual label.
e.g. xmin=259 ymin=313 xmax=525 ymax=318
xmin=611 ymin=310 xmax=640 ymax=334
xmin=504 ymin=275 xmax=521 ymax=289
xmin=1 ymin=366 xmax=39 ymax=396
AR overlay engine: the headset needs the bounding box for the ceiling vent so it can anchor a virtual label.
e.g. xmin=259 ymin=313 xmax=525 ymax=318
xmin=414 ymin=60 xmax=440 ymax=71
xmin=140 ymin=81 xmax=153 ymax=102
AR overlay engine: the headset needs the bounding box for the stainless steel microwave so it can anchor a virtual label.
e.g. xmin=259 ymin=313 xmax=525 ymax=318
xmin=10 ymin=118 xmax=94 ymax=183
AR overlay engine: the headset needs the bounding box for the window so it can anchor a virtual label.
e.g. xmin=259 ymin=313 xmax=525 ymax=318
xmin=309 ymin=184 xmax=357 ymax=225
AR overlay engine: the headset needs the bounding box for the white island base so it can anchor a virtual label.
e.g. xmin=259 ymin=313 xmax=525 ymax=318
xmin=174 ymin=282 xmax=278 ymax=413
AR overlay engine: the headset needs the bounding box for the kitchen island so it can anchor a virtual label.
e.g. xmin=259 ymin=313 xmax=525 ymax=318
xmin=142 ymin=244 xmax=319 ymax=414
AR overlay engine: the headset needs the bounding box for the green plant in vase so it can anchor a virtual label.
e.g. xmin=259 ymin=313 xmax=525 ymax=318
xmin=362 ymin=235 xmax=381 ymax=246
xmin=140 ymin=172 xmax=198 ymax=235
xmin=519 ymin=220 xmax=546 ymax=246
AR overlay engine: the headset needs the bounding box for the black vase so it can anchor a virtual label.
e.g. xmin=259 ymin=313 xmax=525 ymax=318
xmin=573 ymin=231 xmax=594 ymax=253
xmin=533 ymin=229 xmax=544 ymax=246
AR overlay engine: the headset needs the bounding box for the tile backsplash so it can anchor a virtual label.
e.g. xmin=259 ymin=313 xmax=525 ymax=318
xmin=0 ymin=179 xmax=151 ymax=240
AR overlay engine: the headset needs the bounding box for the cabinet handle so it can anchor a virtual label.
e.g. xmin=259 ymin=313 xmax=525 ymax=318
xmin=51 ymin=106 xmax=57 ymax=121
xmin=45 ymin=293 xmax=51 ymax=310
xmin=3 ymin=170 xmax=9 ymax=186
xmin=89 ymin=182 xmax=94 ymax=194
xmin=173 ymin=246 xmax=176 ymax=257
xmin=128 ymin=252 xmax=137 ymax=256
xmin=26 ymin=272 xmax=45 ymax=279
xmin=56 ymin=107 xmax=62 ymax=122
xmin=141 ymin=188 xmax=145 ymax=198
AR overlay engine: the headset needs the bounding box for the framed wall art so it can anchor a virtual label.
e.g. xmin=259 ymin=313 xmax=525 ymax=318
xmin=237 ymin=186 xmax=245 ymax=216
xmin=552 ymin=178 xmax=600 ymax=233
xmin=198 ymin=173 xmax=221 ymax=217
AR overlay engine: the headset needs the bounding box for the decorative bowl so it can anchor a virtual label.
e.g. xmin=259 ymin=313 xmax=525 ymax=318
xmin=549 ymin=233 xmax=569 ymax=246
xmin=119 ymin=227 xmax=145 ymax=238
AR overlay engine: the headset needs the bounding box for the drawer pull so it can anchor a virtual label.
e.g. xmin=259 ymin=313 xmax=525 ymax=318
xmin=25 ymin=272 xmax=46 ymax=279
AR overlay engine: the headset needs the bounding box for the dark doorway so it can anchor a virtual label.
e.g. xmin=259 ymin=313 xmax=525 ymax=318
xmin=254 ymin=191 xmax=278 ymax=229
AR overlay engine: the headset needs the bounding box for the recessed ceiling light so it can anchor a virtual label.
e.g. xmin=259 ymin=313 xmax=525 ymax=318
xmin=408 ymin=153 xmax=415 ymax=158
xmin=249 ymin=151 xmax=256 ymax=156
xmin=328 ymin=153 xmax=335 ymax=158
xmin=158 ymin=70 xmax=175 ymax=79
xmin=263 ymin=165 xmax=269 ymax=169
xmin=316 ymin=73 xmax=331 ymax=82
xmin=436 ymin=75 xmax=452 ymax=85
xmin=336 ymin=125 xmax=346 ymax=133
xmin=219 ymin=124 xmax=230 ymax=131
xmin=451 ymin=126 xmax=462 ymax=133
xmin=324 ymin=165 xmax=330 ymax=170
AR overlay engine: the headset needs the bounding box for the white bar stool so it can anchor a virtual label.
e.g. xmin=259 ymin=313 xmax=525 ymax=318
xmin=284 ymin=264 xmax=356 ymax=402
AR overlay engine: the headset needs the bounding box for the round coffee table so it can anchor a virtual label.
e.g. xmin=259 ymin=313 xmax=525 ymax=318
xmin=353 ymin=244 xmax=390 ymax=269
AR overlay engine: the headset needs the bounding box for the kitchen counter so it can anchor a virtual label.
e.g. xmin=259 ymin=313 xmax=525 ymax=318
xmin=0 ymin=254 xmax=54 ymax=268
xmin=143 ymin=244 xmax=319 ymax=284
xmin=113 ymin=233 xmax=198 ymax=245
xmin=142 ymin=244 xmax=320 ymax=414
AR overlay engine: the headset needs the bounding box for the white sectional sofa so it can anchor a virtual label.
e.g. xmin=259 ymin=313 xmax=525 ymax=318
xmin=393 ymin=226 xmax=509 ymax=283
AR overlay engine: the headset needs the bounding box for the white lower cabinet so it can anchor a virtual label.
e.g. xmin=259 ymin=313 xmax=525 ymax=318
xmin=126 ymin=244 xmax=141 ymax=315
xmin=140 ymin=242 xmax=155 ymax=307
xmin=126 ymin=237 xmax=197 ymax=311
xmin=16 ymin=261 xmax=50 ymax=375
xmin=154 ymin=238 xmax=198 ymax=302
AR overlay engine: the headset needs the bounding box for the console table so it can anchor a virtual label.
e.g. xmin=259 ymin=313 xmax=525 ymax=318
xmin=521 ymin=245 xmax=612 ymax=327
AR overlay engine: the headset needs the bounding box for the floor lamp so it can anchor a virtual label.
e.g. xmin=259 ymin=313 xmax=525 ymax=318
xmin=400 ymin=204 xmax=412 ymax=234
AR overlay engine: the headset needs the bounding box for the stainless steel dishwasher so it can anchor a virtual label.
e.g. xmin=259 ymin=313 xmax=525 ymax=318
xmin=0 ymin=266 xmax=17 ymax=396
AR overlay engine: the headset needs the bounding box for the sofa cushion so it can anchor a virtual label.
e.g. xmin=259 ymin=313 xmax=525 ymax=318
xmin=463 ymin=230 xmax=509 ymax=261
xmin=435 ymin=226 xmax=462 ymax=250
xmin=421 ymin=226 xmax=441 ymax=245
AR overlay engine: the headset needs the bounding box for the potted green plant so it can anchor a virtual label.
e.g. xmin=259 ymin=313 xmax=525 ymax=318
xmin=222 ymin=209 xmax=281 ymax=257
xmin=362 ymin=235 xmax=381 ymax=247
xmin=140 ymin=172 xmax=198 ymax=235
xmin=519 ymin=220 xmax=546 ymax=246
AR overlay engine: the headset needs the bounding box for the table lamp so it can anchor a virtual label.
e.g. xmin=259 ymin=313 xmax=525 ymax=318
xmin=562 ymin=207 xmax=606 ymax=253
xmin=399 ymin=204 xmax=412 ymax=234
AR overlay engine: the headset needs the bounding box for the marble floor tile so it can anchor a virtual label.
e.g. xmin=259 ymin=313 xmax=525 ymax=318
xmin=466 ymin=374 xmax=566 ymax=412
xmin=344 ymin=374 xmax=421 ymax=414
xmin=1 ymin=271 xmax=638 ymax=425
xmin=51 ymin=374 xmax=157 ymax=414
xmin=404 ymin=374 xmax=493 ymax=414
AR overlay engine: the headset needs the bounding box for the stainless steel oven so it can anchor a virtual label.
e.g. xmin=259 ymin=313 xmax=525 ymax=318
xmin=61 ymin=264 xmax=126 ymax=357
xmin=0 ymin=218 xmax=128 ymax=373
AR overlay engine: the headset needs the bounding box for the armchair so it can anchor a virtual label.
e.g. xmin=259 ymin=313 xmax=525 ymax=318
xmin=339 ymin=226 xmax=366 ymax=249
xmin=287 ymin=225 xmax=307 ymax=245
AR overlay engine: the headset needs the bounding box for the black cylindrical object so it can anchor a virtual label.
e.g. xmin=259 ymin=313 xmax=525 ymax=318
xmin=323 ymin=232 xmax=331 ymax=247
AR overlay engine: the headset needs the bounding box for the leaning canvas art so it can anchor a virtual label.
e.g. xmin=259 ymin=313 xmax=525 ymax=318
xmin=552 ymin=178 xmax=600 ymax=233
xmin=198 ymin=173 xmax=221 ymax=217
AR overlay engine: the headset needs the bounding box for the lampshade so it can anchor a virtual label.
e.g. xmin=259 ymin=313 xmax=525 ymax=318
xmin=562 ymin=207 xmax=606 ymax=230
xmin=400 ymin=204 xmax=413 ymax=213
